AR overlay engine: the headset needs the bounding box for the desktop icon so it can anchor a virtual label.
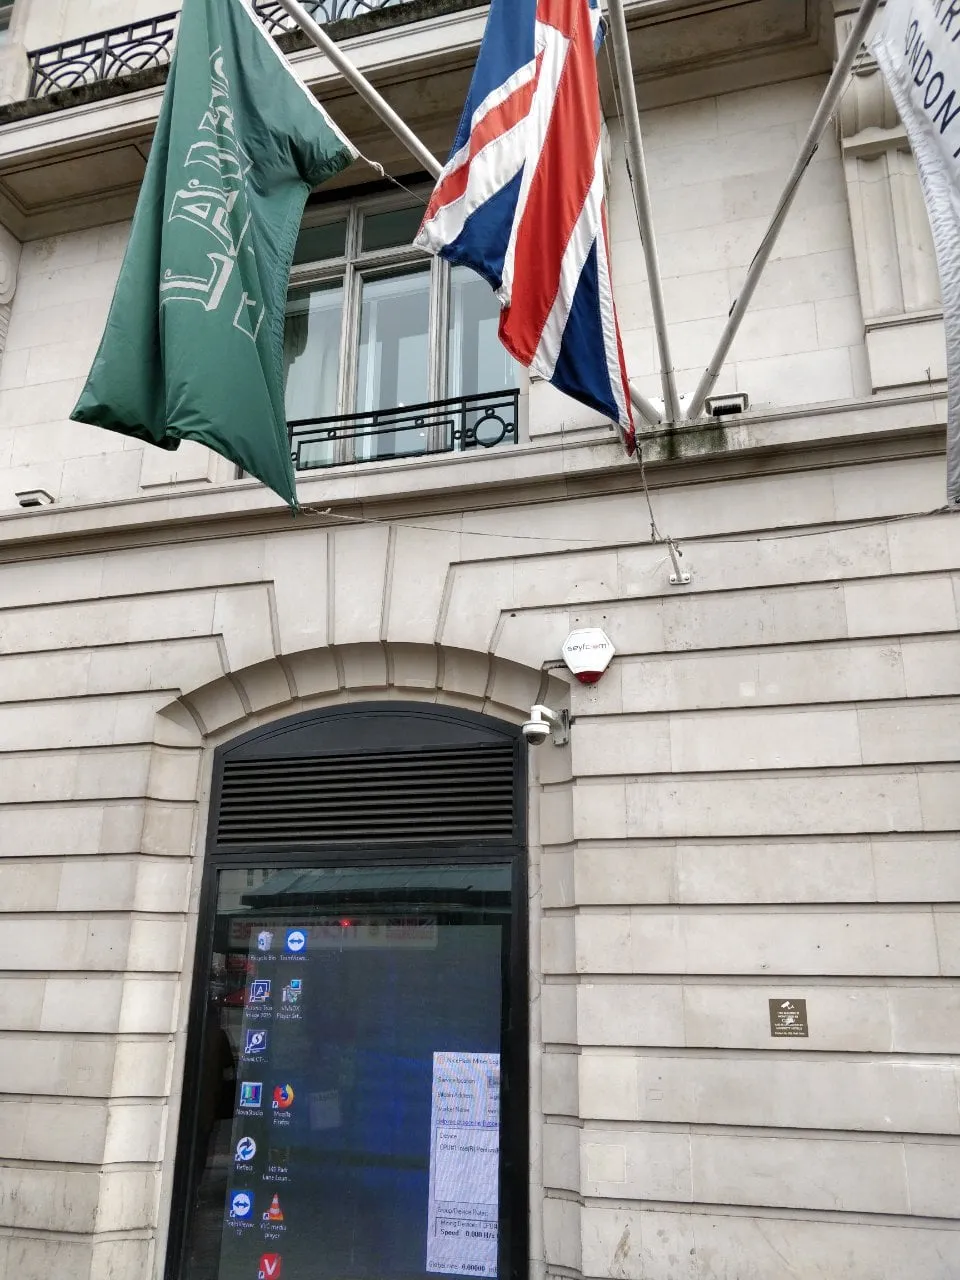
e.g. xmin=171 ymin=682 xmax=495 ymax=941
xmin=284 ymin=928 xmax=307 ymax=954
xmin=259 ymin=1255 xmax=282 ymax=1280
xmin=235 ymin=1136 xmax=257 ymax=1163
xmin=266 ymin=1146 xmax=290 ymax=1174
xmin=229 ymin=1191 xmax=253 ymax=1220
xmin=239 ymin=1082 xmax=263 ymax=1109
xmin=272 ymin=1084 xmax=295 ymax=1111
xmin=256 ymin=930 xmax=274 ymax=952
xmin=244 ymin=1029 xmax=269 ymax=1056
xmin=281 ymin=979 xmax=302 ymax=1005
xmin=248 ymin=979 xmax=271 ymax=1004
xmin=263 ymin=1193 xmax=284 ymax=1223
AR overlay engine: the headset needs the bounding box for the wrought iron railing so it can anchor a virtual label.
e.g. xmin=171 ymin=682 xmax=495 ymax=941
xmin=254 ymin=0 xmax=412 ymax=34
xmin=27 ymin=0 xmax=419 ymax=98
xmin=29 ymin=14 xmax=177 ymax=97
xmin=289 ymin=389 xmax=520 ymax=471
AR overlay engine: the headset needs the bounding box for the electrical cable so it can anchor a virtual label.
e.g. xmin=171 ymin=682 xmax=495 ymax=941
xmin=298 ymin=500 xmax=955 ymax=550
xmin=356 ymin=152 xmax=429 ymax=206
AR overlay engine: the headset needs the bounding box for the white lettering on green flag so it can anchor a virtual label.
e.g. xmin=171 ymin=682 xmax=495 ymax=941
xmin=72 ymin=0 xmax=357 ymax=507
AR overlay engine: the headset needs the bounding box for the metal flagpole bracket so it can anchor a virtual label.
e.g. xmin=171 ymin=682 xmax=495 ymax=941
xmin=683 ymin=0 xmax=883 ymax=423
xmin=272 ymin=0 xmax=443 ymax=179
xmin=668 ymin=543 xmax=691 ymax=586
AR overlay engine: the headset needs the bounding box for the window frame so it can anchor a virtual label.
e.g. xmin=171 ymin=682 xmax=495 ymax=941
xmin=287 ymin=189 xmax=523 ymax=463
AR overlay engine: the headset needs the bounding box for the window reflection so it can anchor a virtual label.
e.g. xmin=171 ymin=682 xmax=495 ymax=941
xmin=355 ymin=269 xmax=431 ymax=460
xmin=448 ymin=267 xmax=519 ymax=452
xmin=447 ymin=267 xmax=517 ymax=400
xmin=284 ymin=281 xmax=344 ymax=467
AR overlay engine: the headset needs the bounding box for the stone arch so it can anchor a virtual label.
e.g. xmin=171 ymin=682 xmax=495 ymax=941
xmin=148 ymin=639 xmax=571 ymax=1275
xmin=152 ymin=640 xmax=569 ymax=752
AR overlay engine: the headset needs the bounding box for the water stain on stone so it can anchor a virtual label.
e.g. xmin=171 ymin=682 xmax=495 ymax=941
xmin=610 ymin=1224 xmax=631 ymax=1277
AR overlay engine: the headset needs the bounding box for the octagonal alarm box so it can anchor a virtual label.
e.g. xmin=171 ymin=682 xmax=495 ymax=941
xmin=561 ymin=628 xmax=615 ymax=684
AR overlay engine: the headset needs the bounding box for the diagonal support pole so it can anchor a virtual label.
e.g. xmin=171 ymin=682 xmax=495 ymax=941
xmin=683 ymin=0 xmax=882 ymax=423
xmin=629 ymin=383 xmax=663 ymax=426
xmin=272 ymin=0 xmax=443 ymax=179
xmin=604 ymin=0 xmax=681 ymax=426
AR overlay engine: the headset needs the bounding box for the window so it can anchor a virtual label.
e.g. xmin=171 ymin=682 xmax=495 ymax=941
xmin=285 ymin=196 xmax=521 ymax=469
xmin=0 ymin=4 xmax=14 ymax=39
xmin=166 ymin=704 xmax=528 ymax=1280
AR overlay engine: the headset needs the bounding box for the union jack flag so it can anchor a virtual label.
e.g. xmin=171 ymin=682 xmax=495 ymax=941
xmin=416 ymin=0 xmax=634 ymax=453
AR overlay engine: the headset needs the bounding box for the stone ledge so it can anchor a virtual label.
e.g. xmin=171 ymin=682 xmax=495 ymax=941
xmin=0 ymin=390 xmax=948 ymax=558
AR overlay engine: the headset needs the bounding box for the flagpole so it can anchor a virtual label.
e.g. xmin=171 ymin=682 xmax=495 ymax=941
xmin=272 ymin=0 xmax=443 ymax=179
xmin=604 ymin=0 xmax=681 ymax=426
xmin=683 ymin=0 xmax=882 ymax=422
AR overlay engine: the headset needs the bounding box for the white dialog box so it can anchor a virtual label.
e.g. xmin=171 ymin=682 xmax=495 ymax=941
xmin=426 ymin=1051 xmax=500 ymax=1278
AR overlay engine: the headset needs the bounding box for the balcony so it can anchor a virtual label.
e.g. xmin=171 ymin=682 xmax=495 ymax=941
xmin=26 ymin=0 xmax=433 ymax=98
xmin=289 ymin=389 xmax=519 ymax=471
xmin=0 ymin=0 xmax=828 ymax=244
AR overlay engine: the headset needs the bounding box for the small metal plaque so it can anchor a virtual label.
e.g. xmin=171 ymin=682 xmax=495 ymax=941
xmin=769 ymin=998 xmax=808 ymax=1038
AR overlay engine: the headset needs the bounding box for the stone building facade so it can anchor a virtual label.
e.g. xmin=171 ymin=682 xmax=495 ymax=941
xmin=0 ymin=1 xmax=958 ymax=1278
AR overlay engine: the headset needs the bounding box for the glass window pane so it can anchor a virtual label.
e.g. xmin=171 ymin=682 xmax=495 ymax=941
xmin=293 ymin=219 xmax=348 ymax=265
xmin=284 ymin=281 xmax=343 ymax=469
xmin=361 ymin=206 xmax=425 ymax=253
xmin=355 ymin=268 xmax=431 ymax=460
xmin=181 ymin=863 xmax=514 ymax=1280
xmin=447 ymin=266 xmax=518 ymax=400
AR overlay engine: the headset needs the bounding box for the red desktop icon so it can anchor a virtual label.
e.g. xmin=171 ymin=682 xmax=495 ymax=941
xmin=272 ymin=1084 xmax=295 ymax=1110
xmin=258 ymin=1255 xmax=282 ymax=1280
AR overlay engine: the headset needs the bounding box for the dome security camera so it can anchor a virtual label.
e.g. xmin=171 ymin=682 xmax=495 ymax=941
xmin=521 ymin=704 xmax=568 ymax=747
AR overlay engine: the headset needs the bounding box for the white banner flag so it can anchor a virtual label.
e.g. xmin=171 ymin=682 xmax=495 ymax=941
xmin=873 ymin=0 xmax=960 ymax=505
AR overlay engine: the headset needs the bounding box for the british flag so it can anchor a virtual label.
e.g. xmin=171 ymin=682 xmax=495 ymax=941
xmin=416 ymin=0 xmax=634 ymax=453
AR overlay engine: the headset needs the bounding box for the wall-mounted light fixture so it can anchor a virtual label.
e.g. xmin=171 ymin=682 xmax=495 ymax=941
xmin=704 ymin=393 xmax=749 ymax=418
xmin=15 ymin=489 xmax=55 ymax=508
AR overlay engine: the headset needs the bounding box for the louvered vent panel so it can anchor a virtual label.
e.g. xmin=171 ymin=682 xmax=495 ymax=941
xmin=216 ymin=744 xmax=516 ymax=846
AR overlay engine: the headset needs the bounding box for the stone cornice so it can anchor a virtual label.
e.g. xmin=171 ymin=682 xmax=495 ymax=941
xmin=0 ymin=391 xmax=947 ymax=561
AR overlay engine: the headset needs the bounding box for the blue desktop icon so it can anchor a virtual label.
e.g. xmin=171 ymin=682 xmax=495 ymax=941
xmin=248 ymin=980 xmax=271 ymax=1004
xmin=285 ymin=929 xmax=307 ymax=954
xmin=229 ymin=1191 xmax=253 ymax=1220
xmin=235 ymin=1136 xmax=257 ymax=1162
xmin=244 ymin=1029 xmax=268 ymax=1056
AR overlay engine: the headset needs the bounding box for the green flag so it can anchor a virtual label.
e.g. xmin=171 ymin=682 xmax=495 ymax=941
xmin=72 ymin=0 xmax=356 ymax=508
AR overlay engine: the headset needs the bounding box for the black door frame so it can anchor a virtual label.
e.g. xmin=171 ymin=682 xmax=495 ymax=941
xmin=164 ymin=702 xmax=529 ymax=1280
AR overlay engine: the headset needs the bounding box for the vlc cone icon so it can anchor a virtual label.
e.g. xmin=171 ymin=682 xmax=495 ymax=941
xmin=264 ymin=1193 xmax=284 ymax=1223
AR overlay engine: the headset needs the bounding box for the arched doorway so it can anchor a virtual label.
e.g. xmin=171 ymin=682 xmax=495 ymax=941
xmin=165 ymin=702 xmax=528 ymax=1280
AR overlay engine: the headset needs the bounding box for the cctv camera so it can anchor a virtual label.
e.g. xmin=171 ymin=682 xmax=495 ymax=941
xmin=521 ymin=704 xmax=567 ymax=747
xmin=522 ymin=717 xmax=553 ymax=746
